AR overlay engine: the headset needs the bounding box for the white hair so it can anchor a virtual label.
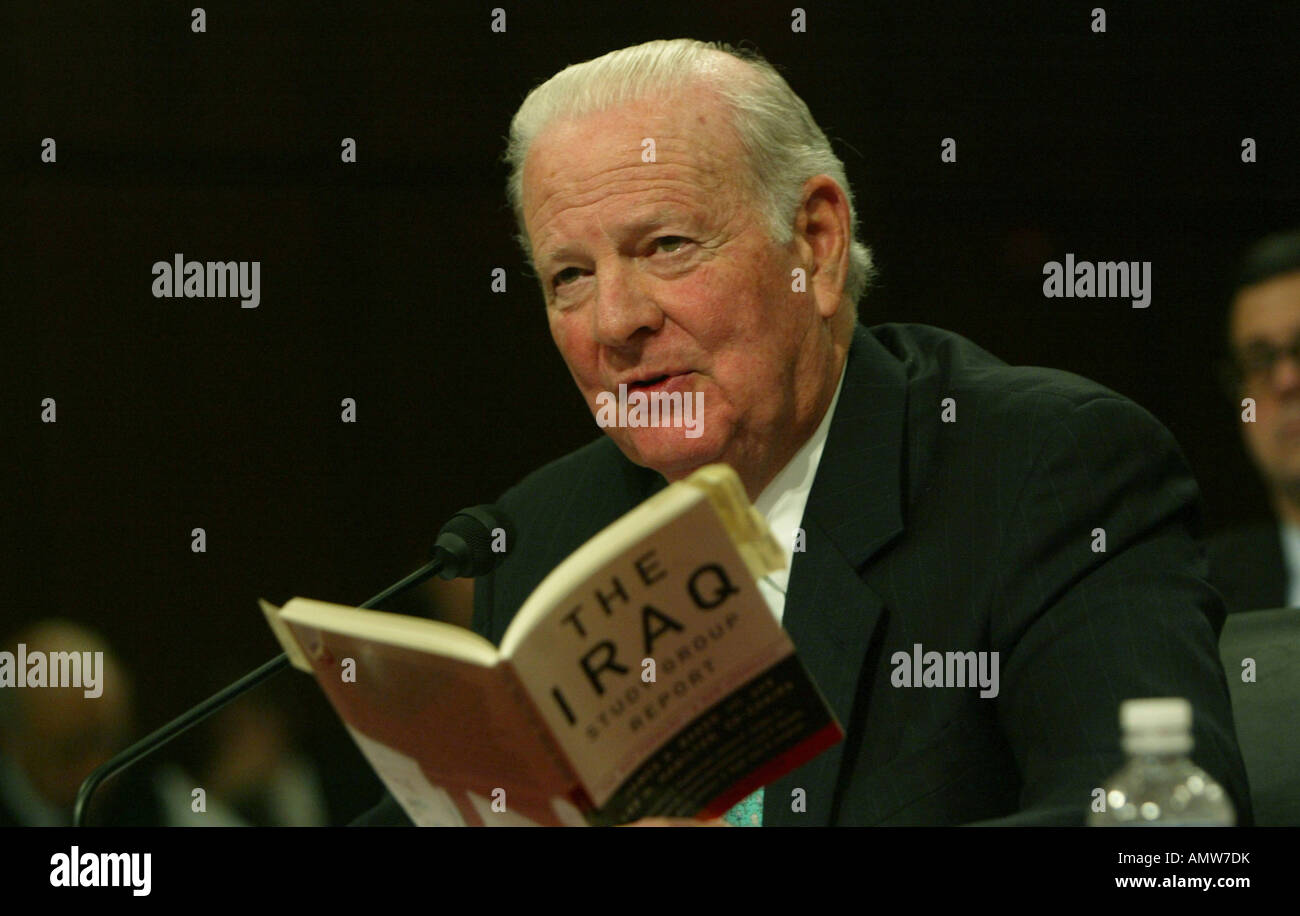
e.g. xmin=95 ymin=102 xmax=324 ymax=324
xmin=504 ymin=39 xmax=875 ymax=319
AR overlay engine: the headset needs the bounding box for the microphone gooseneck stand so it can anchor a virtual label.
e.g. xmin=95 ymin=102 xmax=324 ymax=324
xmin=72 ymin=503 xmax=513 ymax=827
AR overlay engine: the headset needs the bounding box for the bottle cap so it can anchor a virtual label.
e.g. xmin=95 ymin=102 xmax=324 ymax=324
xmin=1120 ymin=697 xmax=1193 ymax=755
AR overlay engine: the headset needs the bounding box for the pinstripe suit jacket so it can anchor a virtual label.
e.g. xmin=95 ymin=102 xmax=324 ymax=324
xmin=358 ymin=322 xmax=1253 ymax=826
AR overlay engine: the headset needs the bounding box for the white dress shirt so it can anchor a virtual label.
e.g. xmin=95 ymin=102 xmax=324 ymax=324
xmin=752 ymin=361 xmax=849 ymax=623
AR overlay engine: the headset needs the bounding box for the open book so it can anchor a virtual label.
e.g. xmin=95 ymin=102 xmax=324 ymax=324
xmin=260 ymin=464 xmax=842 ymax=826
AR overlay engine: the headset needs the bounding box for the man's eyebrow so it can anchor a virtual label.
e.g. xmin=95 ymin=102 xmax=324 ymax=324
xmin=536 ymin=243 xmax=581 ymax=270
xmin=622 ymin=207 xmax=695 ymax=236
xmin=537 ymin=208 xmax=698 ymax=267
xmin=1239 ymin=329 xmax=1300 ymax=348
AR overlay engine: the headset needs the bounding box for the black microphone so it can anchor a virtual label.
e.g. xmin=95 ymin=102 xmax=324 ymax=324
xmin=72 ymin=503 xmax=515 ymax=827
xmin=365 ymin=504 xmax=515 ymax=604
xmin=431 ymin=504 xmax=515 ymax=579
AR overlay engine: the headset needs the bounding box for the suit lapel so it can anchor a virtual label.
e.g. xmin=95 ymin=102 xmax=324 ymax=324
xmin=766 ymin=325 xmax=908 ymax=826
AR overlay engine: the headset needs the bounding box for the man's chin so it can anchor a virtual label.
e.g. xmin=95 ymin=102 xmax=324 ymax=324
xmin=608 ymin=428 xmax=726 ymax=482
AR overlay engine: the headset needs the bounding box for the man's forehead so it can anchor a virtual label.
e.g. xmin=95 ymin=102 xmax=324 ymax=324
xmin=1232 ymin=270 xmax=1300 ymax=343
xmin=523 ymin=92 xmax=741 ymax=196
xmin=522 ymin=97 xmax=744 ymax=256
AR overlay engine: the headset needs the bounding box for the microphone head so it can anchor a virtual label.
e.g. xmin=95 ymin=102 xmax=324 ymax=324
xmin=432 ymin=504 xmax=515 ymax=579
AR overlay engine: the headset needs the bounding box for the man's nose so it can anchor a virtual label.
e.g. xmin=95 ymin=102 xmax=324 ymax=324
xmin=592 ymin=260 xmax=663 ymax=346
xmin=1270 ymin=353 xmax=1300 ymax=394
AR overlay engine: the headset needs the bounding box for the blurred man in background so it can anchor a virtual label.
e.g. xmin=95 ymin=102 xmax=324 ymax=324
xmin=1209 ymin=230 xmax=1300 ymax=612
xmin=0 ymin=619 xmax=333 ymax=826
xmin=0 ymin=620 xmax=167 ymax=825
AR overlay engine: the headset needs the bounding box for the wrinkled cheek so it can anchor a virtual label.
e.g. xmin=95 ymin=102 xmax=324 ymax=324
xmin=549 ymin=318 xmax=599 ymax=385
xmin=546 ymin=312 xmax=573 ymax=353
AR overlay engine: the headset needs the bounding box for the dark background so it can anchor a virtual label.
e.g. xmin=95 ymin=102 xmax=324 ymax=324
xmin=5 ymin=1 xmax=1298 ymax=823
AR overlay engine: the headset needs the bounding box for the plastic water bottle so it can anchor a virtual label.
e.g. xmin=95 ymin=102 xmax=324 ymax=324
xmin=1088 ymin=697 xmax=1235 ymax=826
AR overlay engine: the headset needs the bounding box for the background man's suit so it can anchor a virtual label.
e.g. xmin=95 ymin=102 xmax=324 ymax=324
xmin=1207 ymin=523 xmax=1287 ymax=614
xmin=356 ymin=322 xmax=1252 ymax=826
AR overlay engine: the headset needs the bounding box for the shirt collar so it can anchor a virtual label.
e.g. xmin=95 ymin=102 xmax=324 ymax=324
xmin=1278 ymin=520 xmax=1300 ymax=606
xmin=754 ymin=360 xmax=849 ymax=563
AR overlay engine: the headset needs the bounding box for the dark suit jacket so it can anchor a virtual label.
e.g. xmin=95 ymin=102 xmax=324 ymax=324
xmin=0 ymin=757 xmax=169 ymax=827
xmin=1206 ymin=522 xmax=1288 ymax=614
xmin=356 ymin=322 xmax=1253 ymax=826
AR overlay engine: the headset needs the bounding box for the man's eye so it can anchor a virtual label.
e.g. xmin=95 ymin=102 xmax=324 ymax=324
xmin=1242 ymin=350 xmax=1274 ymax=372
xmin=654 ymin=236 xmax=688 ymax=254
xmin=553 ymin=267 xmax=584 ymax=287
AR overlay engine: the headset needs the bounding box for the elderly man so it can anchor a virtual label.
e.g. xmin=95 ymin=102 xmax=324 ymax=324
xmin=1208 ymin=230 xmax=1300 ymax=612
xmin=358 ymin=39 xmax=1250 ymax=826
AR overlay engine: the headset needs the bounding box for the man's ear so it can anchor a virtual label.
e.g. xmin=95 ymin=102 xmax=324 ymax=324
xmin=792 ymin=175 xmax=851 ymax=320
